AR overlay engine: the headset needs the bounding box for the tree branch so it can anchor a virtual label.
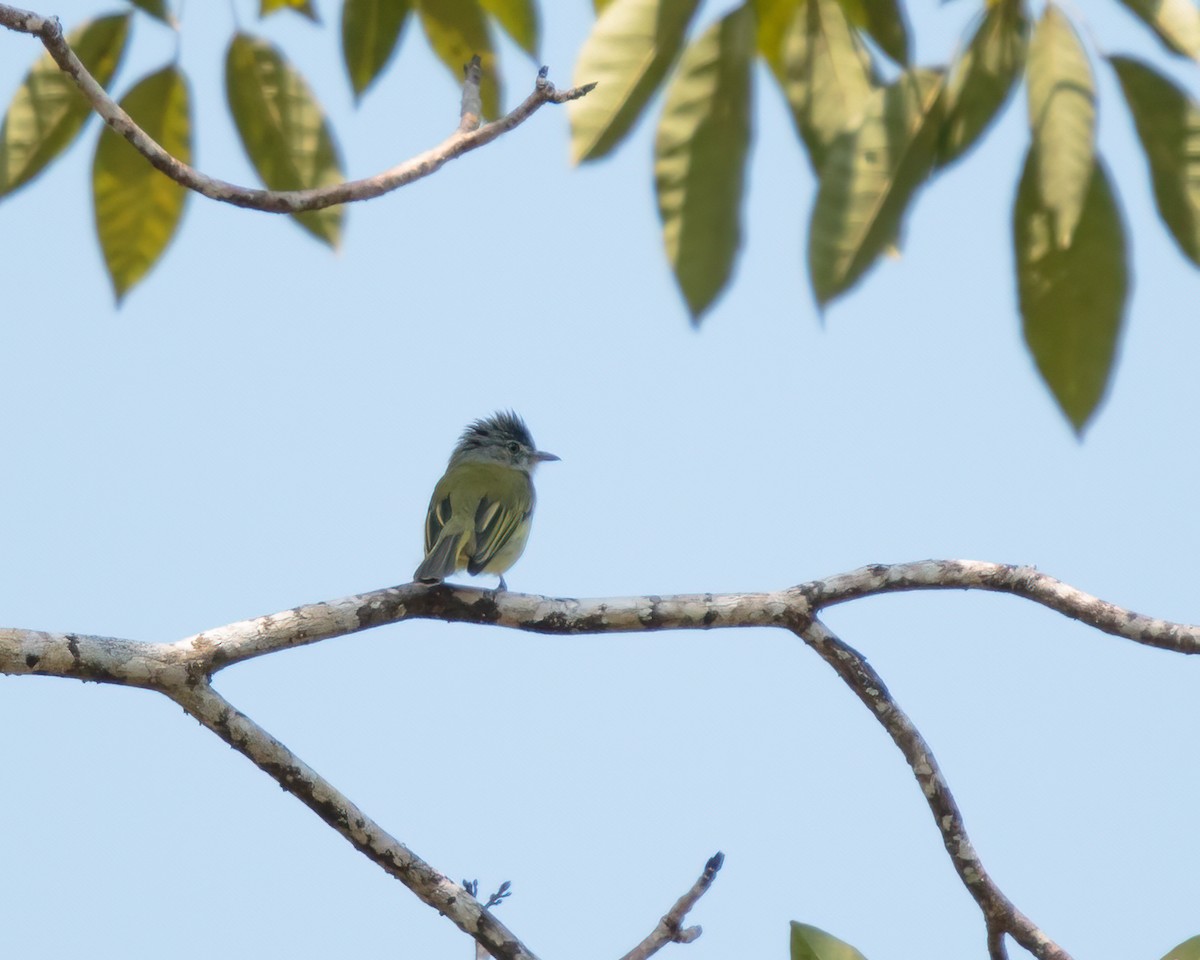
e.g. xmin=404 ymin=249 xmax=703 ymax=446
xmin=804 ymin=559 xmax=1200 ymax=654
xmin=6 ymin=559 xmax=1189 ymax=959
xmin=618 ymin=852 xmax=724 ymax=960
xmin=169 ymin=680 xmax=540 ymax=960
xmin=0 ymin=5 xmax=595 ymax=213
xmin=795 ymin=618 xmax=1067 ymax=960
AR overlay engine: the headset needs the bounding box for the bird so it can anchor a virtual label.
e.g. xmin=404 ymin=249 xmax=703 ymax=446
xmin=414 ymin=411 xmax=558 ymax=590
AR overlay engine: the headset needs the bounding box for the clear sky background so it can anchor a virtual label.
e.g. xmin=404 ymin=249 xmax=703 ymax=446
xmin=1 ymin=1 xmax=1197 ymax=959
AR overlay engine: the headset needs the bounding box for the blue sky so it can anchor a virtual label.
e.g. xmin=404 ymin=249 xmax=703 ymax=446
xmin=2 ymin=1 xmax=1198 ymax=959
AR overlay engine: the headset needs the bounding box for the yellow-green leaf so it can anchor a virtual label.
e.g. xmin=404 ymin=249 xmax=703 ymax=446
xmin=1116 ymin=0 xmax=1200 ymax=60
xmin=1014 ymin=151 xmax=1127 ymax=434
xmin=938 ymin=0 xmax=1027 ymax=167
xmin=655 ymin=3 xmax=754 ymax=321
xmin=342 ymin=0 xmax=411 ymax=100
xmin=416 ymin=0 xmax=501 ymax=120
xmin=1111 ymin=55 xmax=1200 ymax=266
xmin=569 ymin=0 xmax=702 ymax=163
xmin=838 ymin=0 xmax=909 ymax=64
xmin=260 ymin=0 xmax=319 ymax=19
xmin=0 ymin=14 xmax=130 ymax=197
xmin=790 ymin=922 xmax=870 ymax=960
xmin=1026 ymin=3 xmax=1095 ymax=248
xmin=760 ymin=0 xmax=877 ymax=173
xmin=808 ymin=68 xmax=944 ymax=307
xmin=127 ymin=0 xmax=174 ymax=25
xmin=480 ymin=0 xmax=540 ymax=57
xmin=1162 ymin=934 xmax=1200 ymax=960
xmin=92 ymin=66 xmax=190 ymax=302
xmin=225 ymin=33 xmax=344 ymax=246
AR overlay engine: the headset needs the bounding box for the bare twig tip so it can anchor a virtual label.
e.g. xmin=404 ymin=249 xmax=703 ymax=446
xmin=704 ymin=851 xmax=724 ymax=877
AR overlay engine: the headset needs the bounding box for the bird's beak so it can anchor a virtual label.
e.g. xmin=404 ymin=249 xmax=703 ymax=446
xmin=535 ymin=450 xmax=561 ymax=463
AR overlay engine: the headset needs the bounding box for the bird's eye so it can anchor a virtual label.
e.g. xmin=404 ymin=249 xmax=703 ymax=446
xmin=507 ymin=440 xmax=521 ymax=454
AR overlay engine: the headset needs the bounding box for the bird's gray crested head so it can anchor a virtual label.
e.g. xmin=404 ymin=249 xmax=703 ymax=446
xmin=450 ymin=410 xmax=553 ymax=470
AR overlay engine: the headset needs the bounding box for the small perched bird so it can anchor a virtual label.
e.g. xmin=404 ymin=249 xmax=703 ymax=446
xmin=414 ymin=411 xmax=558 ymax=590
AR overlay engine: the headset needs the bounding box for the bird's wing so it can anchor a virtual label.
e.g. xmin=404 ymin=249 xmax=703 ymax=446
xmin=467 ymin=473 xmax=534 ymax=575
xmin=424 ymin=489 xmax=454 ymax=554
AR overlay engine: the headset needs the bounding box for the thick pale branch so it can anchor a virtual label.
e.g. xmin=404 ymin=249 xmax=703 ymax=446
xmin=169 ymin=681 xmax=539 ymax=960
xmin=618 ymin=852 xmax=724 ymax=960
xmin=805 ymin=559 xmax=1200 ymax=654
xmin=797 ymin=618 xmax=1068 ymax=960
xmin=4 ymin=559 xmax=1188 ymax=960
xmin=0 ymin=5 xmax=595 ymax=213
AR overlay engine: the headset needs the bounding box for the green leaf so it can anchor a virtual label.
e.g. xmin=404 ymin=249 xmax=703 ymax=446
xmin=760 ymin=0 xmax=877 ymax=174
xmin=1110 ymin=55 xmax=1200 ymax=266
xmin=1014 ymin=151 xmax=1127 ymax=434
xmin=790 ymin=921 xmax=870 ymax=960
xmin=92 ymin=66 xmax=190 ymax=302
xmin=416 ymin=0 xmax=501 ymax=120
xmin=260 ymin=0 xmax=320 ymax=19
xmin=838 ymin=0 xmax=909 ymax=64
xmin=341 ymin=0 xmax=411 ymax=100
xmin=1026 ymin=3 xmax=1095 ymax=248
xmin=480 ymin=0 xmax=540 ymax=57
xmin=655 ymin=3 xmax=754 ymax=321
xmin=808 ymin=68 xmax=944 ymax=307
xmin=0 ymin=14 xmax=130 ymax=197
xmin=127 ymin=0 xmax=174 ymax=25
xmin=225 ymin=33 xmax=345 ymax=246
xmin=1116 ymin=0 xmax=1200 ymax=60
xmin=938 ymin=0 xmax=1027 ymax=167
xmin=569 ymin=0 xmax=702 ymax=163
xmin=1162 ymin=935 xmax=1200 ymax=960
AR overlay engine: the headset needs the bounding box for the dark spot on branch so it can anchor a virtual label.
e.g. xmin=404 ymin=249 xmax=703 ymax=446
xmin=639 ymin=597 xmax=664 ymax=629
xmin=25 ymin=654 xmax=39 ymax=669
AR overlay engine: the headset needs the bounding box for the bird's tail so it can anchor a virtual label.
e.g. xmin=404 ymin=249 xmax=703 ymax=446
xmin=414 ymin=531 xmax=464 ymax=583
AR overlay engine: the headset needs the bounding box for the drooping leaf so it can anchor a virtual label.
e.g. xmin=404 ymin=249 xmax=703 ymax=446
xmin=0 ymin=14 xmax=130 ymax=197
xmin=938 ymin=0 xmax=1028 ymax=166
xmin=416 ymin=0 xmax=501 ymax=120
xmin=759 ymin=0 xmax=877 ymax=173
xmin=1014 ymin=151 xmax=1127 ymax=434
xmin=1162 ymin=935 xmax=1200 ymax=960
xmin=790 ymin=921 xmax=870 ymax=960
xmin=92 ymin=66 xmax=190 ymax=302
xmin=838 ymin=0 xmax=909 ymax=64
xmin=480 ymin=0 xmax=540 ymax=57
xmin=260 ymin=0 xmax=319 ymax=19
xmin=126 ymin=0 xmax=174 ymax=25
xmin=1110 ymin=56 xmax=1200 ymax=265
xmin=341 ymin=0 xmax=411 ymax=100
xmin=1026 ymin=3 xmax=1095 ymax=248
xmin=655 ymin=3 xmax=754 ymax=321
xmin=808 ymin=68 xmax=944 ymax=307
xmin=1116 ymin=0 xmax=1200 ymax=61
xmin=569 ymin=0 xmax=702 ymax=163
xmin=225 ymin=33 xmax=345 ymax=246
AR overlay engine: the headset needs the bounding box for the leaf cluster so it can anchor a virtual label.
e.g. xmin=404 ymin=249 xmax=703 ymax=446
xmin=569 ymin=0 xmax=1200 ymax=433
xmin=0 ymin=0 xmax=539 ymax=300
xmin=4 ymin=0 xmax=1200 ymax=431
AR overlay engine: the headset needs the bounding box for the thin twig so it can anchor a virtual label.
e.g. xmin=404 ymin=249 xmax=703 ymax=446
xmin=618 ymin=853 xmax=725 ymax=960
xmin=0 ymin=4 xmax=595 ymax=213
xmin=794 ymin=616 xmax=1069 ymax=960
xmin=988 ymin=922 xmax=1011 ymax=960
xmin=170 ymin=680 xmax=540 ymax=960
